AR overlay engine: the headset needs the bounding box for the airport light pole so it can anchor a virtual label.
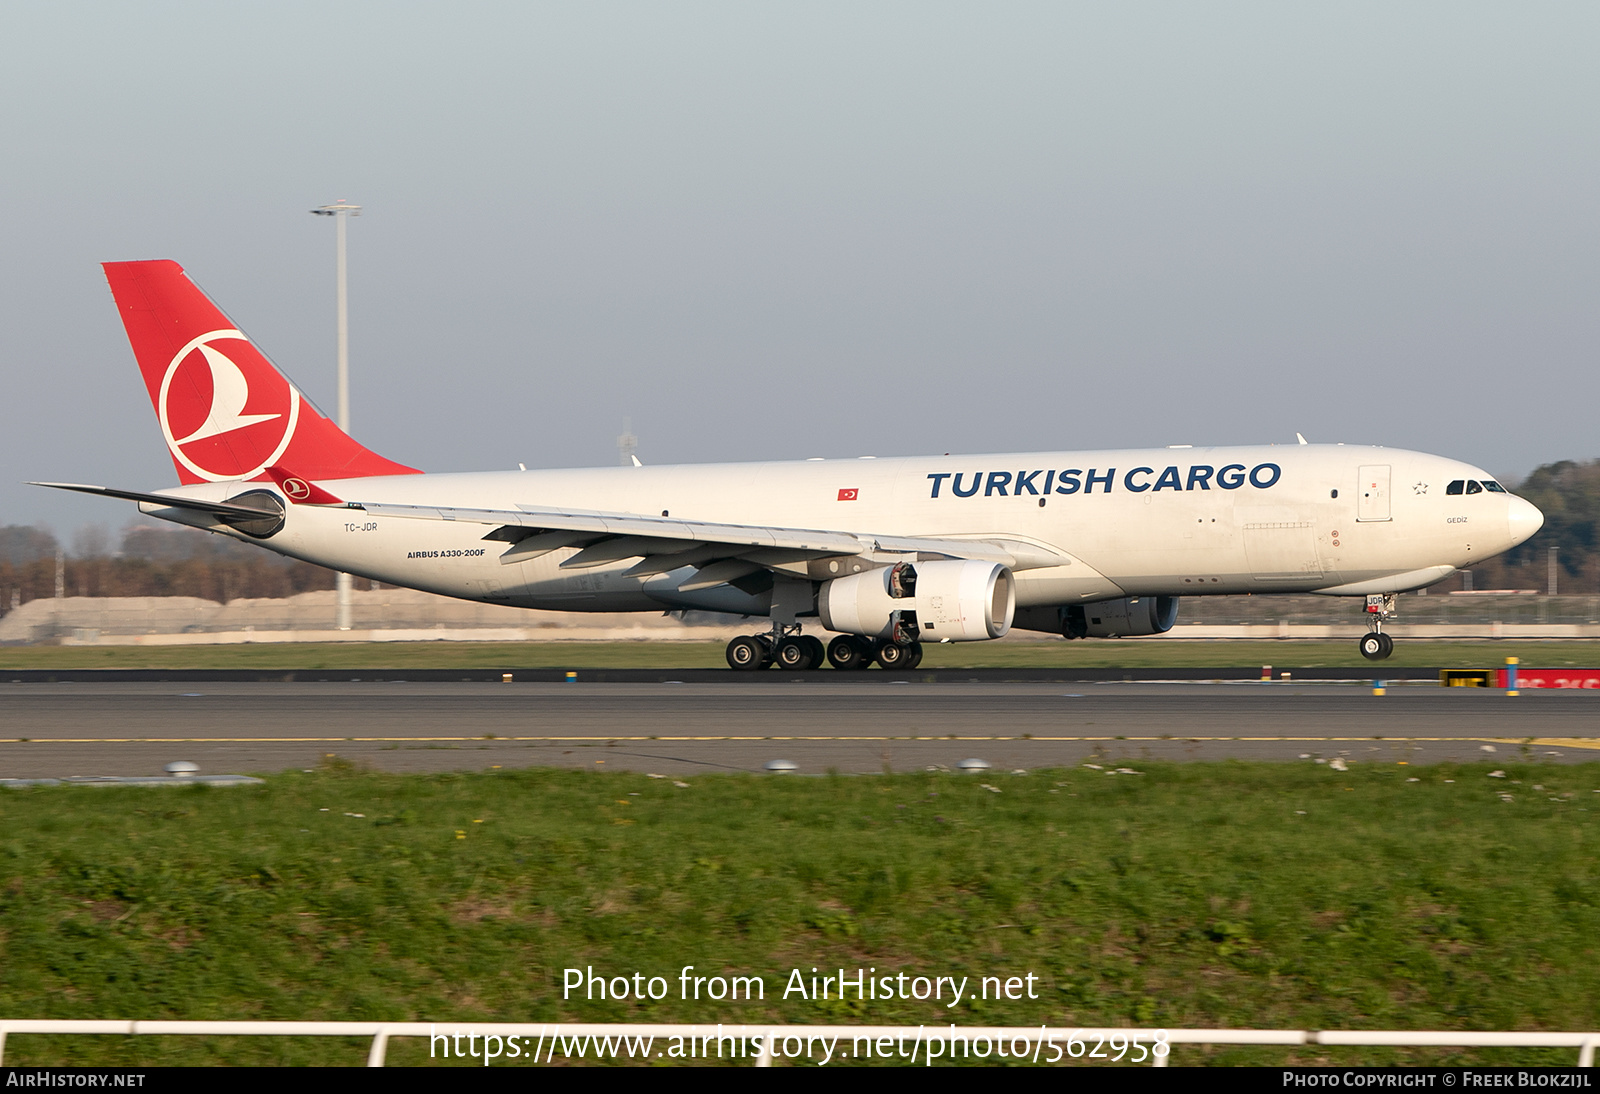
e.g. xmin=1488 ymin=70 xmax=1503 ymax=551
xmin=618 ymin=417 xmax=637 ymax=466
xmin=310 ymin=201 xmax=362 ymax=631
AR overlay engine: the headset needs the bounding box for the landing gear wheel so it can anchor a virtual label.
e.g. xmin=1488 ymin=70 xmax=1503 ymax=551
xmin=875 ymin=642 xmax=914 ymax=670
xmin=799 ymin=635 xmax=826 ymax=669
xmin=904 ymin=642 xmax=924 ymax=669
xmin=827 ymin=635 xmax=872 ymax=670
xmin=1359 ymin=633 xmax=1393 ymax=661
xmin=726 ymin=635 xmax=767 ymax=670
xmin=774 ymin=637 xmax=819 ymax=670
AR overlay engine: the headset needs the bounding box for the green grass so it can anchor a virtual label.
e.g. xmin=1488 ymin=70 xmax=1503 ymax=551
xmin=5 ymin=638 xmax=1600 ymax=671
xmin=1 ymin=762 xmax=1597 ymax=1066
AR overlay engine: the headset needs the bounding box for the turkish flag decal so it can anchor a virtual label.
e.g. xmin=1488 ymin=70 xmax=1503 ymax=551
xmin=837 ymin=488 xmax=859 ymax=501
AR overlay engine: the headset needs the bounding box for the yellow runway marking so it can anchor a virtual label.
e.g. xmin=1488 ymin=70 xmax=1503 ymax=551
xmin=1480 ymin=737 xmax=1600 ymax=752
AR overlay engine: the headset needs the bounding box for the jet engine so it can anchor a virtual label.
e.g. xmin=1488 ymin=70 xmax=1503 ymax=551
xmin=818 ymin=559 xmax=1015 ymax=642
xmin=1014 ymin=596 xmax=1179 ymax=638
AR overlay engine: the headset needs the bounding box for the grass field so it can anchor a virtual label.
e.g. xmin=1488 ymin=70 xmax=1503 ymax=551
xmin=5 ymin=638 xmax=1600 ymax=671
xmin=1 ymin=761 xmax=1596 ymax=1067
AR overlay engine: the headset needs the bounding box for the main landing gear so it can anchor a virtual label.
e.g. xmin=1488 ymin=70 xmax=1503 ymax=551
xmin=1358 ymin=594 xmax=1398 ymax=661
xmin=726 ymin=622 xmax=826 ymax=671
xmin=826 ymin=634 xmax=874 ymax=670
xmin=872 ymin=640 xmax=923 ymax=670
xmin=725 ymin=628 xmax=923 ymax=671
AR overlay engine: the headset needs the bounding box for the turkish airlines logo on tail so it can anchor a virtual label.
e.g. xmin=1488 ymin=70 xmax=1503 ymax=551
xmin=158 ymin=330 xmax=300 ymax=482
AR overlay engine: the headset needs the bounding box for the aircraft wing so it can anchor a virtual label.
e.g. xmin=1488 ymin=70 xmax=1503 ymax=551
xmin=353 ymin=500 xmax=1068 ymax=588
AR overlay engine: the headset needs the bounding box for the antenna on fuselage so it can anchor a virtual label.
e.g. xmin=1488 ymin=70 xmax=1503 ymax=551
xmin=1295 ymin=433 xmax=1309 ymax=445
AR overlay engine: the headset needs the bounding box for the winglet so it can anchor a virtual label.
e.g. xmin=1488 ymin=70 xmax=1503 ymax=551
xmin=264 ymin=466 xmax=345 ymax=504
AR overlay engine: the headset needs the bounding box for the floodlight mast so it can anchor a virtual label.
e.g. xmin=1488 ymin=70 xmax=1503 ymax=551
xmin=618 ymin=417 xmax=637 ymax=466
xmin=310 ymin=201 xmax=362 ymax=630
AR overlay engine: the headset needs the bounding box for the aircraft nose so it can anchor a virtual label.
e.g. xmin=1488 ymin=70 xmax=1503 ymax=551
xmin=1507 ymin=495 xmax=1544 ymax=547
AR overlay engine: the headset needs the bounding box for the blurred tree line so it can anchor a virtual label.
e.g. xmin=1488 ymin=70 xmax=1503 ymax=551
xmin=3 ymin=458 xmax=1598 ymax=616
xmin=0 ymin=522 xmax=337 ymax=616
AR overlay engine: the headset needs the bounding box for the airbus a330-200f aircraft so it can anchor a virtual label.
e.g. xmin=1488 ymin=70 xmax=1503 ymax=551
xmin=36 ymin=260 xmax=1545 ymax=668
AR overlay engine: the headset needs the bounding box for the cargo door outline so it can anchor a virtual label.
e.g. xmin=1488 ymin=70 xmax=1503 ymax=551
xmin=1243 ymin=521 xmax=1323 ymax=582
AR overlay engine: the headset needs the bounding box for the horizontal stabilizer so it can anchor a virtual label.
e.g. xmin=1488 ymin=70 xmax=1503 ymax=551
xmin=29 ymin=481 xmax=282 ymax=520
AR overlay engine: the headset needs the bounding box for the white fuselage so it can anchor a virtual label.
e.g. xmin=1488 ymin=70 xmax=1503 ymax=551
xmin=141 ymin=444 xmax=1541 ymax=620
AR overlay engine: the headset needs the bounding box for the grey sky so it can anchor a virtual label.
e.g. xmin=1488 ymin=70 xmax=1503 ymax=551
xmin=3 ymin=2 xmax=1596 ymax=532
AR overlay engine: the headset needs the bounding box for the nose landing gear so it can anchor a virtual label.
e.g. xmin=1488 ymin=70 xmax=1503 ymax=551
xmin=1359 ymin=594 xmax=1397 ymax=660
xmin=1359 ymin=632 xmax=1393 ymax=660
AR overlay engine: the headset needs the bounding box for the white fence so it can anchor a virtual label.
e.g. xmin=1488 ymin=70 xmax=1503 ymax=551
xmin=0 ymin=1021 xmax=1594 ymax=1067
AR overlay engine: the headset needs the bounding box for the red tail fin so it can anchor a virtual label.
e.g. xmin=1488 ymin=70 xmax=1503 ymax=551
xmin=103 ymin=260 xmax=420 ymax=484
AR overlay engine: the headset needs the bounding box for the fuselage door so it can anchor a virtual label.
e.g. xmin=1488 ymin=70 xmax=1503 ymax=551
xmin=1357 ymin=465 xmax=1391 ymax=522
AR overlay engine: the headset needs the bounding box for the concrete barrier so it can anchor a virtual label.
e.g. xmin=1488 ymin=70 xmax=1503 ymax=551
xmin=0 ymin=590 xmax=757 ymax=645
xmin=7 ymin=590 xmax=1600 ymax=646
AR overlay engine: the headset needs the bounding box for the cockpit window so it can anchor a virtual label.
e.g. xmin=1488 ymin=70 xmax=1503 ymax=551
xmin=1481 ymin=480 xmax=1507 ymax=493
xmin=1446 ymin=480 xmax=1465 ymax=495
xmin=1466 ymin=480 xmax=1483 ymax=495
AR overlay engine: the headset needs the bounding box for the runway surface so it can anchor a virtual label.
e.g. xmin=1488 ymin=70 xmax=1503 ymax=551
xmin=2 ymin=679 xmax=1597 ymax=778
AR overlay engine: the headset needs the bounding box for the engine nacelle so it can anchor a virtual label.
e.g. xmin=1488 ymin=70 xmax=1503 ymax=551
xmin=1014 ymin=596 xmax=1180 ymax=638
xmin=818 ymin=559 xmax=1015 ymax=642
xmin=1078 ymin=595 xmax=1178 ymax=637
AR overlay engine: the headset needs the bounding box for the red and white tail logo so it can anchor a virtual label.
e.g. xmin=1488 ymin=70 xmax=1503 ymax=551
xmin=263 ymin=465 xmax=345 ymax=505
xmin=104 ymin=260 xmax=420 ymax=485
